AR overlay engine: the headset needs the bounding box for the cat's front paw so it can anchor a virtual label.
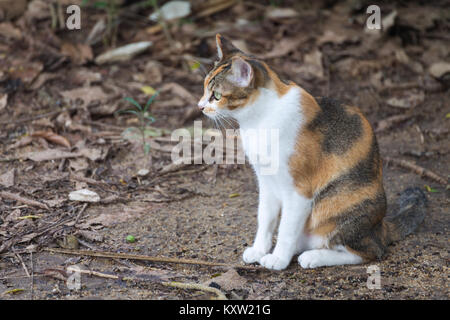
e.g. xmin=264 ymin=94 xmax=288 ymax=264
xmin=298 ymin=250 xmax=323 ymax=269
xmin=243 ymin=247 xmax=266 ymax=264
xmin=259 ymin=254 xmax=290 ymax=270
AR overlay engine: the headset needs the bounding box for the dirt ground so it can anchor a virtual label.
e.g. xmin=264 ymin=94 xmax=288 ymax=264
xmin=0 ymin=0 xmax=449 ymax=300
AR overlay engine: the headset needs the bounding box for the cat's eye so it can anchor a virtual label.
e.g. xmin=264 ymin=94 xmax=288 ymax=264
xmin=213 ymin=91 xmax=222 ymax=100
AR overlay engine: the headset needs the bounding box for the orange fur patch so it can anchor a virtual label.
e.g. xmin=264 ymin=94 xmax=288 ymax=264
xmin=289 ymin=94 xmax=375 ymax=199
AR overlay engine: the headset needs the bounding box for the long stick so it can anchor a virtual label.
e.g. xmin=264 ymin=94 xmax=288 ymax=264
xmin=66 ymin=266 xmax=227 ymax=300
xmin=44 ymin=248 xmax=260 ymax=270
xmin=0 ymin=191 xmax=49 ymax=210
xmin=383 ymin=157 xmax=448 ymax=185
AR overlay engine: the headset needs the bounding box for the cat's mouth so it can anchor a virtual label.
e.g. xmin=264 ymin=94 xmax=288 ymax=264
xmin=202 ymin=106 xmax=216 ymax=116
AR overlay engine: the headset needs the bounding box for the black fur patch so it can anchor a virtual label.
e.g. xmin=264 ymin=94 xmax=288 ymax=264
xmin=329 ymin=191 xmax=387 ymax=259
xmin=309 ymin=98 xmax=363 ymax=155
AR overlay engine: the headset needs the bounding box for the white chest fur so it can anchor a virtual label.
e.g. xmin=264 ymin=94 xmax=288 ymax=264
xmin=237 ymin=86 xmax=303 ymax=193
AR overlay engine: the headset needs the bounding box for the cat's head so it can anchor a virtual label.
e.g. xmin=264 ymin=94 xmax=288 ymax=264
xmin=198 ymin=34 xmax=284 ymax=119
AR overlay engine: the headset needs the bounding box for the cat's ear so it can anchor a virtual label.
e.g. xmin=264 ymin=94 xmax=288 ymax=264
xmin=227 ymin=56 xmax=253 ymax=87
xmin=216 ymin=33 xmax=238 ymax=61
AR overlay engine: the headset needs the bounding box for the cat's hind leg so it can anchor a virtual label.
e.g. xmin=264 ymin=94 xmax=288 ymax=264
xmin=298 ymin=245 xmax=363 ymax=268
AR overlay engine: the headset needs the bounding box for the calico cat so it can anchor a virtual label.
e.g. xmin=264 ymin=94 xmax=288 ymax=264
xmin=198 ymin=34 xmax=427 ymax=270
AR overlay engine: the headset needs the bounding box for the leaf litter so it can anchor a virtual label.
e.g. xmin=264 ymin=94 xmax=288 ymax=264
xmin=0 ymin=0 xmax=448 ymax=300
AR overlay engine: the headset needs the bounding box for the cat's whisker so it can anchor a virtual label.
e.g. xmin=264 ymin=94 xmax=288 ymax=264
xmin=216 ymin=113 xmax=238 ymax=130
xmin=216 ymin=114 xmax=231 ymax=131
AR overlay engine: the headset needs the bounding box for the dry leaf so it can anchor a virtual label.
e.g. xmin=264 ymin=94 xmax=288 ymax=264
xmin=60 ymin=86 xmax=108 ymax=108
xmin=4 ymin=209 xmax=21 ymax=222
xmin=69 ymin=158 xmax=89 ymax=172
xmin=79 ymin=146 xmax=108 ymax=161
xmin=260 ymin=37 xmax=304 ymax=59
xmin=158 ymin=82 xmax=196 ymax=104
xmin=0 ymin=169 xmax=15 ymax=187
xmin=27 ymin=149 xmax=81 ymax=161
xmin=81 ymin=208 xmax=144 ymax=228
xmin=76 ymin=230 xmax=104 ymax=242
xmin=0 ymin=22 xmax=22 ymax=39
xmin=61 ymin=42 xmax=93 ymax=65
xmin=203 ymin=269 xmax=247 ymax=291
xmin=30 ymin=72 xmax=60 ymax=90
xmin=31 ymin=131 xmax=71 ymax=148
xmin=9 ymin=60 xmax=43 ymax=84
xmin=69 ymin=189 xmax=100 ymax=202
xmin=72 ymin=68 xmax=102 ymax=86
xmin=144 ymin=60 xmax=163 ymax=84
xmin=375 ymin=114 xmax=412 ymax=132
xmin=265 ymin=7 xmax=299 ymax=20
xmin=428 ymin=62 xmax=450 ymax=79
xmin=0 ymin=0 xmax=27 ymax=20
xmin=303 ymin=50 xmax=324 ymax=78
xmin=43 ymin=198 xmax=66 ymax=208
xmin=318 ymin=30 xmax=353 ymax=46
xmin=6 ymin=135 xmax=33 ymax=151
xmin=0 ymin=93 xmax=7 ymax=111
xmin=24 ymin=0 xmax=50 ymax=22
xmin=95 ymin=41 xmax=152 ymax=65
xmin=387 ymin=90 xmax=425 ymax=109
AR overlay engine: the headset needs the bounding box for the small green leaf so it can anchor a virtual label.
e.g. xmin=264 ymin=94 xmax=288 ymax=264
xmin=123 ymin=97 xmax=143 ymax=111
xmin=446 ymin=113 xmax=450 ymax=119
xmin=424 ymin=185 xmax=438 ymax=193
xmin=3 ymin=288 xmax=24 ymax=295
xmin=229 ymin=193 xmax=240 ymax=198
xmin=143 ymin=143 xmax=151 ymax=155
xmin=126 ymin=235 xmax=136 ymax=243
xmin=144 ymin=92 xmax=159 ymax=112
xmin=189 ymin=61 xmax=201 ymax=71
xmin=93 ymin=1 xmax=108 ymax=9
xmin=144 ymin=115 xmax=156 ymax=123
xmin=116 ymin=109 xmax=141 ymax=117
xmin=144 ymin=128 xmax=162 ymax=137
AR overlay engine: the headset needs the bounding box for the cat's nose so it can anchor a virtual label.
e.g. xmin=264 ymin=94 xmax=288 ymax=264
xmin=198 ymin=100 xmax=206 ymax=110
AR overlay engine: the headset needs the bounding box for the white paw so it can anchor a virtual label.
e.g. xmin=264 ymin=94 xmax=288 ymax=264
xmin=259 ymin=254 xmax=290 ymax=270
xmin=243 ymin=247 xmax=266 ymax=264
xmin=298 ymin=250 xmax=324 ymax=269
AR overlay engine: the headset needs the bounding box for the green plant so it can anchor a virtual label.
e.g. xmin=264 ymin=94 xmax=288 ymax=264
xmin=82 ymin=0 xmax=120 ymax=47
xmin=82 ymin=0 xmax=157 ymax=46
xmin=149 ymin=0 xmax=174 ymax=47
xmin=116 ymin=93 xmax=158 ymax=156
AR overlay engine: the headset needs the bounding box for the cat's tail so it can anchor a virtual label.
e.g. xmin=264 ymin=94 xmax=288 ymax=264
xmin=381 ymin=187 xmax=428 ymax=246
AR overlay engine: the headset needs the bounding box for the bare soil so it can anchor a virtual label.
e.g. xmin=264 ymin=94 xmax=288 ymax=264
xmin=0 ymin=0 xmax=448 ymax=300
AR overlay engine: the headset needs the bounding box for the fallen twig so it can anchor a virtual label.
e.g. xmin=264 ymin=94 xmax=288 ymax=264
xmin=12 ymin=248 xmax=30 ymax=278
xmin=0 ymin=191 xmax=49 ymax=210
xmin=69 ymin=174 xmax=107 ymax=187
xmin=44 ymin=248 xmax=261 ymax=271
xmin=30 ymin=251 xmax=34 ymax=300
xmin=74 ymin=203 xmax=88 ymax=225
xmin=383 ymin=157 xmax=448 ymax=185
xmin=66 ymin=266 xmax=227 ymax=299
xmin=162 ymin=281 xmax=227 ymax=300
xmin=375 ymin=114 xmax=414 ymax=133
